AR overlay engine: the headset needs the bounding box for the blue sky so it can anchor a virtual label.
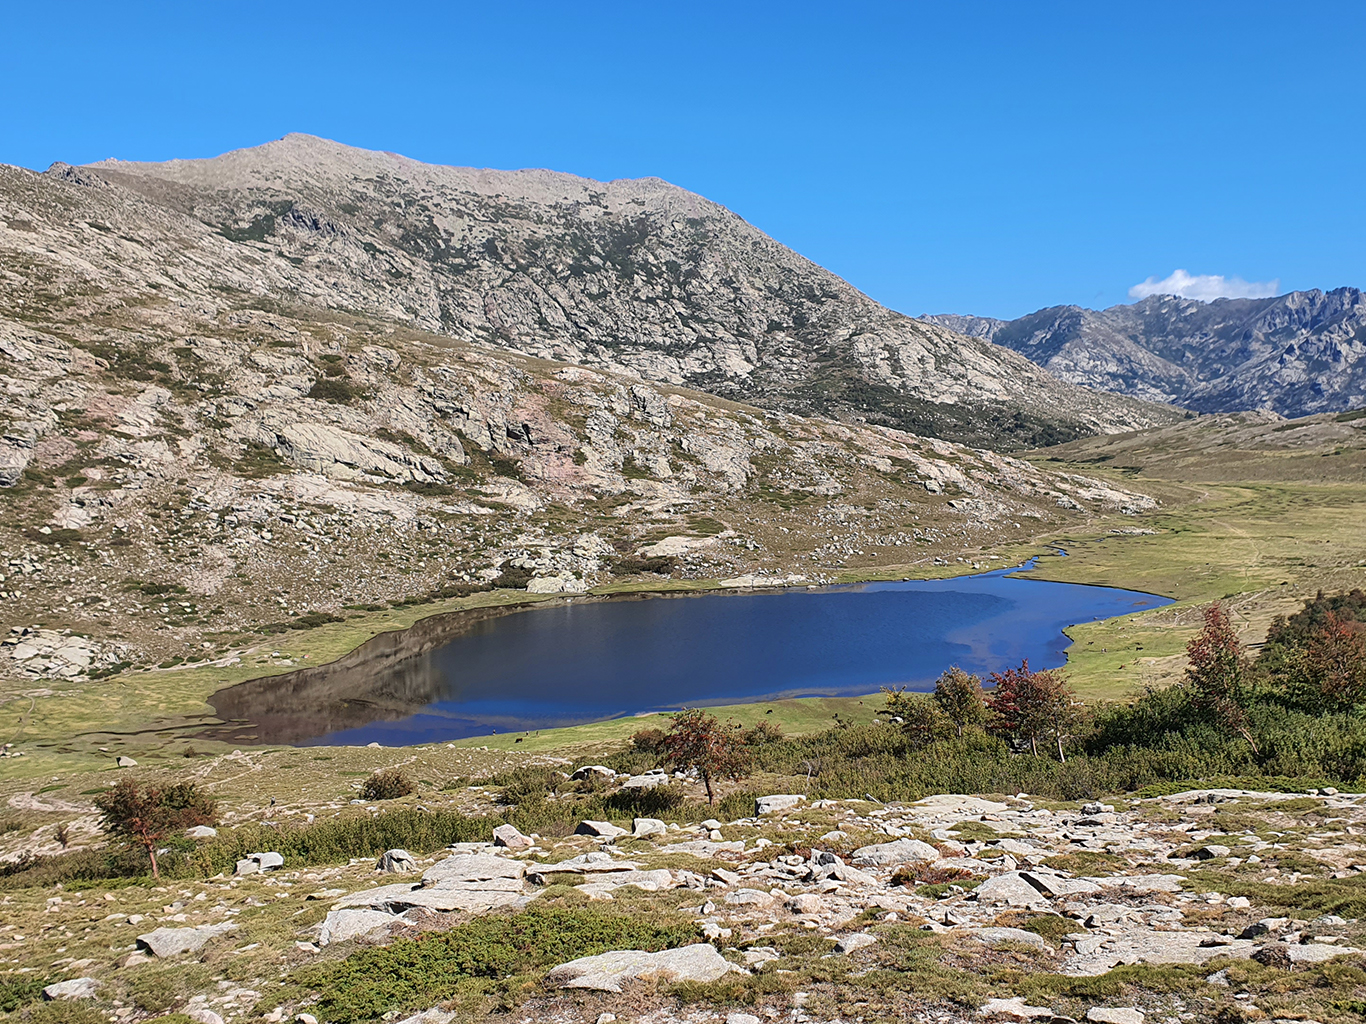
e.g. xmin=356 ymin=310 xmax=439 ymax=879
xmin=5 ymin=1 xmax=1363 ymax=319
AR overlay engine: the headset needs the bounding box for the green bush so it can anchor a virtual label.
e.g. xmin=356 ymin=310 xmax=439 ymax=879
xmin=360 ymin=768 xmax=415 ymax=801
xmin=291 ymin=903 xmax=699 ymax=1023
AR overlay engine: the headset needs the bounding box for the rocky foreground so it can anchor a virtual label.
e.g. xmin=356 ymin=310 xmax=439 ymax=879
xmin=14 ymin=783 xmax=1365 ymax=1024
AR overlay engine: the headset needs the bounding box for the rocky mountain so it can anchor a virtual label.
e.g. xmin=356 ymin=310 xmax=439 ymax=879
xmin=43 ymin=132 xmax=1170 ymax=450
xmin=0 ymin=139 xmax=1163 ymax=680
xmin=922 ymin=289 xmax=1366 ymax=416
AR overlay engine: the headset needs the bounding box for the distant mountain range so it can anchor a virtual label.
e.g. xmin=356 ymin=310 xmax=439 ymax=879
xmin=922 ymin=289 xmax=1366 ymax=417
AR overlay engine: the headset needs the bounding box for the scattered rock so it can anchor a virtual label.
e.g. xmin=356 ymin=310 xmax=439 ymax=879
xmin=493 ymin=823 xmax=533 ymax=849
xmin=236 ymin=851 xmax=284 ymax=875
xmin=1193 ymin=845 xmax=1230 ymax=860
xmin=851 ymin=837 xmax=940 ymax=866
xmin=980 ymin=996 xmax=1056 ymax=1019
xmin=632 ymin=817 xmax=667 ymax=837
xmin=545 ymin=943 xmax=744 ymax=992
xmin=787 ymin=893 xmax=823 ymax=915
xmin=317 ymin=908 xmax=399 ymax=946
xmin=136 ymin=923 xmax=237 ymax=957
xmin=575 ymin=820 xmax=629 ymax=839
xmin=570 ymin=765 xmax=616 ymax=781
xmin=188 ymin=1009 xmax=227 ymax=1024
xmin=836 ymin=932 xmax=878 ymax=953
xmin=755 ymin=794 xmax=806 ymax=815
xmin=973 ymin=872 xmax=1049 ymax=907
xmin=116 ymin=755 xmax=137 ymax=768
xmin=185 ymin=825 xmax=218 ymax=839
xmin=971 ymin=926 xmax=1051 ymax=951
xmin=1086 ymin=1010 xmax=1142 ymax=1024
xmin=42 ymin=977 xmax=100 ymax=1000
xmin=376 ymin=849 xmax=417 ymax=873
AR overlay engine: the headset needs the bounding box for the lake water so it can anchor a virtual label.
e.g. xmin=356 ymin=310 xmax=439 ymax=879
xmin=209 ymin=561 xmax=1171 ymax=746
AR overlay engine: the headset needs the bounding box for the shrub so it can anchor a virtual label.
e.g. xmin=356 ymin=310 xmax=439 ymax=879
xmin=291 ymin=904 xmax=699 ymax=1023
xmin=631 ymin=727 xmax=669 ymax=753
xmin=307 ymin=378 xmax=360 ymax=404
xmin=360 ymin=768 xmax=415 ymax=801
xmin=491 ymin=564 xmax=533 ymax=589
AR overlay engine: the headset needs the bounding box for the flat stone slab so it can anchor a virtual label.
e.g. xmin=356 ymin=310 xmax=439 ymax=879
xmin=422 ymin=854 xmax=526 ymax=886
xmin=973 ymin=872 xmax=1048 ymax=907
xmin=338 ymin=877 xmax=527 ymax=912
xmin=970 ymin=927 xmax=1050 ymax=951
xmin=912 ymin=795 xmax=1009 ymax=816
xmin=1020 ymin=871 xmax=1102 ymax=897
xmin=42 ymin=977 xmax=100 ymax=1000
xmin=1087 ymin=1009 xmax=1144 ymax=1024
xmin=659 ymin=840 xmax=746 ymax=856
xmin=1093 ymin=873 xmax=1186 ymax=894
xmin=979 ymin=996 xmax=1055 ymax=1019
xmin=137 ymin=923 xmax=237 ymax=957
xmin=392 ymin=888 xmax=530 ymax=914
xmin=570 ymin=869 xmax=675 ymax=893
xmin=851 ymin=838 xmax=940 ymax=866
xmin=317 ymin=908 xmax=399 ymax=945
xmin=756 ymin=794 xmax=806 ymax=815
xmin=530 ymin=851 xmax=641 ymax=876
xmin=545 ymin=943 xmax=744 ymax=992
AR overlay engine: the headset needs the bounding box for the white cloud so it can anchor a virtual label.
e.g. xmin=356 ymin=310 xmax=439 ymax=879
xmin=1128 ymin=269 xmax=1280 ymax=302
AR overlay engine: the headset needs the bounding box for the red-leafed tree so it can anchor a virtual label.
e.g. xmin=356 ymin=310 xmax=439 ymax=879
xmin=1185 ymin=601 xmax=1258 ymax=752
xmin=662 ymin=708 xmax=750 ymax=806
xmin=987 ymin=660 xmax=1080 ymax=762
xmin=95 ymin=780 xmax=217 ymax=879
xmin=1304 ymin=611 xmax=1366 ymax=709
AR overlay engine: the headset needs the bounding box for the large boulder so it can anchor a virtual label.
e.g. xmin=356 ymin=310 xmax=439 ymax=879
xmin=851 ymin=838 xmax=939 ymax=867
xmin=137 ymin=923 xmax=237 ymax=957
xmin=376 ymin=849 xmax=417 ymax=873
xmin=493 ymin=823 xmax=533 ymax=850
xmin=575 ymin=819 xmax=629 ymax=839
xmin=632 ymin=817 xmax=667 ymax=837
xmin=545 ymin=943 xmax=744 ymax=992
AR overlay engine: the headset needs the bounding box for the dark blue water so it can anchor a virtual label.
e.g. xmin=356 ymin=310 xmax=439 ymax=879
xmin=311 ymin=561 xmax=1171 ymax=745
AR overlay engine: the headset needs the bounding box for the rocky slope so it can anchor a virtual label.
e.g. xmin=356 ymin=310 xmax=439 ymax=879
xmin=923 ymin=289 xmax=1366 ymax=416
xmin=5 ymin=767 xmax=1363 ymax=1024
xmin=0 ymin=142 xmax=1162 ymax=682
xmin=32 ymin=133 xmax=1169 ymax=450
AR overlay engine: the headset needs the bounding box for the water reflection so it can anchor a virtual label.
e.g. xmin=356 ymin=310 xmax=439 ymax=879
xmin=207 ymin=566 xmax=1172 ymax=746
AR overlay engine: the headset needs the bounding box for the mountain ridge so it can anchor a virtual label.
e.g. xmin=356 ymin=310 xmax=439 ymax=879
xmin=921 ymin=288 xmax=1366 ymax=416
xmin=59 ymin=133 xmax=1173 ymax=449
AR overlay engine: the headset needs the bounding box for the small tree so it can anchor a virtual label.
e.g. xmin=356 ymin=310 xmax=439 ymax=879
xmin=881 ymin=686 xmax=951 ymax=748
xmin=662 ymin=708 xmax=749 ymax=805
xmin=987 ymin=660 xmax=1080 ymax=761
xmin=1304 ymin=611 xmax=1366 ymax=709
xmin=95 ymin=780 xmax=217 ymax=879
xmin=933 ymin=666 xmax=989 ymax=738
xmin=1186 ymin=602 xmax=1258 ymax=752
